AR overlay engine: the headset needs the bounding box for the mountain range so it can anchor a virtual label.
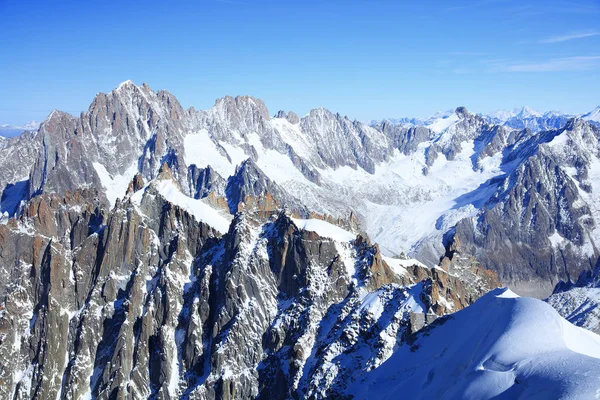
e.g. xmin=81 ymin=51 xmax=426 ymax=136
xmin=1 ymin=81 xmax=600 ymax=398
xmin=0 ymin=121 xmax=40 ymax=137
xmin=372 ymin=105 xmax=600 ymax=134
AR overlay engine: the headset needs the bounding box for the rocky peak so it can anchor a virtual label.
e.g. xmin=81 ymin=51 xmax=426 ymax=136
xmin=516 ymin=105 xmax=542 ymax=119
xmin=455 ymin=106 xmax=470 ymax=119
xmin=275 ymin=110 xmax=299 ymax=124
xmin=126 ymin=173 xmax=145 ymax=194
xmin=39 ymin=109 xmax=76 ymax=132
xmin=213 ymin=94 xmax=270 ymax=122
xmin=225 ymin=158 xmax=295 ymax=215
xmin=563 ymin=116 xmax=591 ymax=132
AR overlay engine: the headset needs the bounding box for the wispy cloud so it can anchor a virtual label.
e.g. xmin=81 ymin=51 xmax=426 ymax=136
xmin=540 ymin=31 xmax=600 ymax=43
xmin=449 ymin=51 xmax=488 ymax=56
xmin=496 ymin=56 xmax=600 ymax=72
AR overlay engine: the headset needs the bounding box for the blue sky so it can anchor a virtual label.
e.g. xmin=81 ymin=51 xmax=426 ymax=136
xmin=0 ymin=0 xmax=599 ymax=125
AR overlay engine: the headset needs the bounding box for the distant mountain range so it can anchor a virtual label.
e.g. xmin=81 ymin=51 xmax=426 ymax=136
xmin=0 ymin=121 xmax=40 ymax=137
xmin=4 ymin=106 xmax=599 ymax=139
xmin=372 ymin=105 xmax=600 ymax=133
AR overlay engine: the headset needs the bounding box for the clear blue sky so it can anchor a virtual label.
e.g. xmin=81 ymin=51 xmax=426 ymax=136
xmin=1 ymin=0 xmax=599 ymax=125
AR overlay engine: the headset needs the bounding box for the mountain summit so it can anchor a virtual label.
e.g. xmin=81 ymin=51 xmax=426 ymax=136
xmin=1 ymin=81 xmax=600 ymax=398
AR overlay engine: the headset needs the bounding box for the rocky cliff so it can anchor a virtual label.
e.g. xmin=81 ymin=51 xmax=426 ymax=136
xmin=0 ymin=169 xmax=498 ymax=398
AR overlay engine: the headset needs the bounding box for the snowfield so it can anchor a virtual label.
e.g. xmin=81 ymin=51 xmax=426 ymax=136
xmin=350 ymin=288 xmax=600 ymax=399
xmin=291 ymin=218 xmax=355 ymax=242
xmin=181 ymin=114 xmax=507 ymax=260
xmin=130 ymin=178 xmax=233 ymax=234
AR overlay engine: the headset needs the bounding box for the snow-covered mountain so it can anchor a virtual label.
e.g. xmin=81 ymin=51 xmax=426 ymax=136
xmin=484 ymin=107 xmax=574 ymax=132
xmin=1 ymin=81 xmax=600 ymax=398
xmin=583 ymin=106 xmax=600 ymax=123
xmin=353 ymin=288 xmax=600 ymax=399
xmin=1 ymin=82 xmax=599 ymax=297
xmin=371 ymin=109 xmax=454 ymax=128
xmin=378 ymin=106 xmax=600 ymax=133
xmin=0 ymin=121 xmax=40 ymax=137
xmin=546 ymin=263 xmax=600 ymax=334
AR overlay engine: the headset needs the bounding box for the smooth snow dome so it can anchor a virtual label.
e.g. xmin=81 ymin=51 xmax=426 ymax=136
xmin=350 ymin=288 xmax=600 ymax=399
xmin=291 ymin=218 xmax=355 ymax=242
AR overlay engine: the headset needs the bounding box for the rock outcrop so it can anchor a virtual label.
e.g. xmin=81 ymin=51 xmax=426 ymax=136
xmin=0 ymin=180 xmax=498 ymax=398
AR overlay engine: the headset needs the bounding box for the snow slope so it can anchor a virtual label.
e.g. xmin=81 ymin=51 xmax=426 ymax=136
xmin=180 ymin=106 xmax=506 ymax=260
xmin=130 ymin=178 xmax=232 ymax=234
xmin=583 ymin=106 xmax=600 ymax=123
xmin=92 ymin=162 xmax=139 ymax=206
xmin=427 ymin=113 xmax=460 ymax=134
xmin=350 ymin=288 xmax=600 ymax=399
xmin=291 ymin=218 xmax=355 ymax=242
xmin=547 ymin=287 xmax=600 ymax=334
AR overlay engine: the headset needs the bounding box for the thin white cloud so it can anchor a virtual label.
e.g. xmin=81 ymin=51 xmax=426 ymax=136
xmin=540 ymin=31 xmax=600 ymax=43
xmin=498 ymin=56 xmax=600 ymax=72
xmin=449 ymin=51 xmax=488 ymax=56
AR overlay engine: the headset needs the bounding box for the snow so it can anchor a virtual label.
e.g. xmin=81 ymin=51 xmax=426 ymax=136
xmin=350 ymin=287 xmax=600 ymax=399
xmin=291 ymin=218 xmax=355 ymax=242
xmin=92 ymin=162 xmax=138 ymax=206
xmin=256 ymin=149 xmax=312 ymax=184
xmin=334 ymin=241 xmax=357 ymax=281
xmin=547 ymin=131 xmax=569 ymax=148
xmin=269 ymin=118 xmax=314 ymax=160
xmin=357 ymin=290 xmax=386 ymax=320
xmin=547 ymin=287 xmax=600 ymax=333
xmin=166 ymin=325 xmax=181 ymax=396
xmin=516 ymin=105 xmax=542 ymax=119
xmin=496 ymin=288 xmax=519 ymax=298
xmin=181 ymin=108 xmax=507 ymax=262
xmin=334 ymin=141 xmax=503 ymax=257
xmin=116 ymin=79 xmax=135 ymax=90
xmin=427 ymin=112 xmax=460 ymax=134
xmin=570 ymin=157 xmax=600 ymax=256
xmin=548 ymin=231 xmax=564 ymax=248
xmin=152 ymin=179 xmax=232 ymax=234
xmin=382 ymin=255 xmax=425 ymax=276
xmin=261 ymin=136 xmax=506 ymax=259
xmin=183 ymin=129 xmax=247 ymax=178
xmin=582 ymin=106 xmax=600 ymax=122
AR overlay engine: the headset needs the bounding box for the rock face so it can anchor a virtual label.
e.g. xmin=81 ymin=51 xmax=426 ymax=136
xmin=546 ymin=263 xmax=600 ymax=334
xmin=0 ymin=130 xmax=42 ymax=215
xmin=453 ymin=120 xmax=600 ymax=296
xmin=1 ymin=81 xmax=599 ymax=300
xmin=7 ymin=81 xmax=600 ymax=397
xmin=0 ymin=180 xmax=499 ymax=399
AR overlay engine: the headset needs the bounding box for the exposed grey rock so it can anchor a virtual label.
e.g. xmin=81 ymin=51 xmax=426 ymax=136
xmin=453 ymin=119 xmax=600 ymax=297
xmin=286 ymin=111 xmax=299 ymax=125
xmin=188 ymin=165 xmax=227 ymax=199
xmin=299 ymin=108 xmax=393 ymax=174
xmin=0 ymin=182 xmax=497 ymax=399
xmin=7 ymin=80 xmax=600 ymax=302
xmin=0 ymin=130 xmax=41 ymax=215
xmin=225 ymin=159 xmax=307 ymax=215
xmin=379 ymin=123 xmax=431 ymax=155
xmin=546 ymin=261 xmax=600 ymax=334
